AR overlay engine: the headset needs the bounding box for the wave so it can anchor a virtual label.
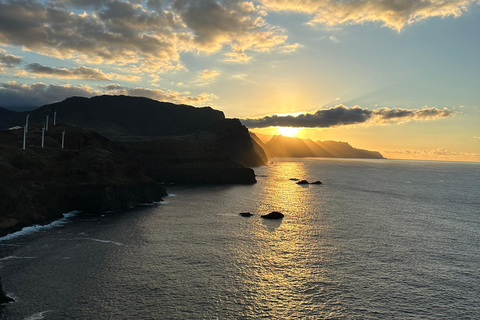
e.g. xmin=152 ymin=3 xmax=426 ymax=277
xmin=0 ymin=256 xmax=35 ymax=261
xmin=0 ymin=211 xmax=80 ymax=242
xmin=74 ymin=238 xmax=124 ymax=246
xmin=23 ymin=310 xmax=54 ymax=320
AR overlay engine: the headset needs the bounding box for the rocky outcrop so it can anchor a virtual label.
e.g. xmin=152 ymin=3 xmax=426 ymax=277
xmin=239 ymin=212 xmax=253 ymax=217
xmin=0 ymin=125 xmax=167 ymax=237
xmin=261 ymin=211 xmax=284 ymax=219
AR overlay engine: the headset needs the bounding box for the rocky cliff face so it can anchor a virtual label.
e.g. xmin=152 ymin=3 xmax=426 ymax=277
xmin=0 ymin=125 xmax=167 ymax=236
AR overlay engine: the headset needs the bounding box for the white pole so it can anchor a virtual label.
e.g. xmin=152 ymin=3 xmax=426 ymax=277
xmin=25 ymin=114 xmax=29 ymax=133
xmin=41 ymin=127 xmax=45 ymax=148
xmin=46 ymin=115 xmax=49 ymax=131
xmin=54 ymin=110 xmax=57 ymax=126
xmin=61 ymin=129 xmax=65 ymax=149
xmin=23 ymin=126 xmax=26 ymax=150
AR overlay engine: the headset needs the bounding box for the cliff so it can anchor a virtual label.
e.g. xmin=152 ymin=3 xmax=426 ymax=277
xmin=0 ymin=96 xmax=265 ymax=183
xmin=0 ymin=125 xmax=167 ymax=237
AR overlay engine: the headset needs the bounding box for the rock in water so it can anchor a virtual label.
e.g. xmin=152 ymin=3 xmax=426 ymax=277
xmin=296 ymin=180 xmax=309 ymax=185
xmin=0 ymin=278 xmax=14 ymax=304
xmin=311 ymin=180 xmax=322 ymax=184
xmin=261 ymin=211 xmax=284 ymax=219
xmin=239 ymin=212 xmax=253 ymax=217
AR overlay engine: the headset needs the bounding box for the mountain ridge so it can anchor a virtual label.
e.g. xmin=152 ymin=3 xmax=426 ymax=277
xmin=253 ymin=133 xmax=384 ymax=159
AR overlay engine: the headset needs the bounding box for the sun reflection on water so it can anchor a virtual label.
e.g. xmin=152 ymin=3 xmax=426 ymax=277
xmin=230 ymin=161 xmax=342 ymax=318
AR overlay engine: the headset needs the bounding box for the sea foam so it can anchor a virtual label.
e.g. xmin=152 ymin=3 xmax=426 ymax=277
xmin=0 ymin=211 xmax=80 ymax=242
xmin=23 ymin=310 xmax=53 ymax=320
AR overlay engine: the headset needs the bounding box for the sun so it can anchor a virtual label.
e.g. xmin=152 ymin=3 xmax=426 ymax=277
xmin=275 ymin=126 xmax=300 ymax=137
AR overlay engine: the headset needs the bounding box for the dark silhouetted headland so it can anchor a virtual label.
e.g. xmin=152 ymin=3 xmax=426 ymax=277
xmin=253 ymin=133 xmax=384 ymax=159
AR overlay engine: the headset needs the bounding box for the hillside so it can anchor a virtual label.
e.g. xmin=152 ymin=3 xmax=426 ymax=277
xmin=1 ymin=95 xmax=266 ymax=179
xmin=0 ymin=124 xmax=167 ymax=236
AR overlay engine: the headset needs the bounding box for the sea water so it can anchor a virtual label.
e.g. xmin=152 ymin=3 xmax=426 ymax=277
xmin=0 ymin=158 xmax=479 ymax=319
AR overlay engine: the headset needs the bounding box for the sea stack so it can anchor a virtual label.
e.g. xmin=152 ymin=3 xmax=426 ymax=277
xmin=296 ymin=180 xmax=309 ymax=185
xmin=261 ymin=211 xmax=284 ymax=219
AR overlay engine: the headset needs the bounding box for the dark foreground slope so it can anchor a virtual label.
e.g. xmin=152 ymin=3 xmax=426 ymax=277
xmin=0 ymin=125 xmax=167 ymax=236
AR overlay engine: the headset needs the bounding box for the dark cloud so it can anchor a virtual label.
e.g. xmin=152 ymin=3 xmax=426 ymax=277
xmin=241 ymin=105 xmax=455 ymax=128
xmin=0 ymin=81 xmax=217 ymax=107
xmin=0 ymin=0 xmax=293 ymax=69
xmin=0 ymin=0 xmax=179 ymax=69
xmin=0 ymin=51 xmax=22 ymax=68
xmin=0 ymin=81 xmax=98 ymax=106
xmin=25 ymin=63 xmax=111 ymax=80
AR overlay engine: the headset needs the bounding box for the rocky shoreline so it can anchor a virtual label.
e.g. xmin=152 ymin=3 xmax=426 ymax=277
xmin=0 ymin=125 xmax=167 ymax=237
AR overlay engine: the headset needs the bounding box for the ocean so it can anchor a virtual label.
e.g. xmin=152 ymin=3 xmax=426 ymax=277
xmin=0 ymin=158 xmax=479 ymax=319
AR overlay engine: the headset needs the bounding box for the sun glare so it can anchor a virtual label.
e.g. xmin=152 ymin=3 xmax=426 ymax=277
xmin=275 ymin=126 xmax=300 ymax=137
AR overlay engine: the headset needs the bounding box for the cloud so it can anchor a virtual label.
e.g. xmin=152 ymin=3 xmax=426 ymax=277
xmin=0 ymin=81 xmax=217 ymax=107
xmin=194 ymin=69 xmax=221 ymax=85
xmin=260 ymin=0 xmax=474 ymax=31
xmin=232 ymin=73 xmax=248 ymax=80
xmin=0 ymin=49 xmax=22 ymax=72
xmin=0 ymin=0 xmax=295 ymax=71
xmin=103 ymin=84 xmax=218 ymax=105
xmin=25 ymin=63 xmax=110 ymax=80
xmin=241 ymin=105 xmax=455 ymax=128
xmin=199 ymin=69 xmax=220 ymax=79
xmin=0 ymin=1 xmax=181 ymax=69
xmin=382 ymin=148 xmax=480 ymax=162
xmin=329 ymin=35 xmax=340 ymax=43
xmin=0 ymin=81 xmax=100 ymax=106
xmin=175 ymin=0 xmax=295 ymax=61
xmin=24 ymin=63 xmax=141 ymax=81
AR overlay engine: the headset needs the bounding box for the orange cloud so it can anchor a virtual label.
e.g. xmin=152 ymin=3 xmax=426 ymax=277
xmin=261 ymin=0 xmax=474 ymax=31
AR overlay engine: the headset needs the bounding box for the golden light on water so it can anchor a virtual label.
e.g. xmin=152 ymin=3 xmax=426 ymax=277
xmin=229 ymin=161 xmax=339 ymax=317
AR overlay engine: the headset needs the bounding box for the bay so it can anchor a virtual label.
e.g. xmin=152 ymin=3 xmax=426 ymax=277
xmin=1 ymin=158 xmax=479 ymax=319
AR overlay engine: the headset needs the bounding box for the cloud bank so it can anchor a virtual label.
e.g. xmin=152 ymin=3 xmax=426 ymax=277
xmin=24 ymin=63 xmax=141 ymax=81
xmin=0 ymin=81 xmax=217 ymax=107
xmin=241 ymin=105 xmax=455 ymax=128
xmin=261 ymin=0 xmax=474 ymax=31
xmin=0 ymin=0 xmax=296 ymax=70
xmin=382 ymin=148 xmax=480 ymax=162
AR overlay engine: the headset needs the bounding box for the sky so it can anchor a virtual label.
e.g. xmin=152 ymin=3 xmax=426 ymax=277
xmin=0 ymin=0 xmax=479 ymax=161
